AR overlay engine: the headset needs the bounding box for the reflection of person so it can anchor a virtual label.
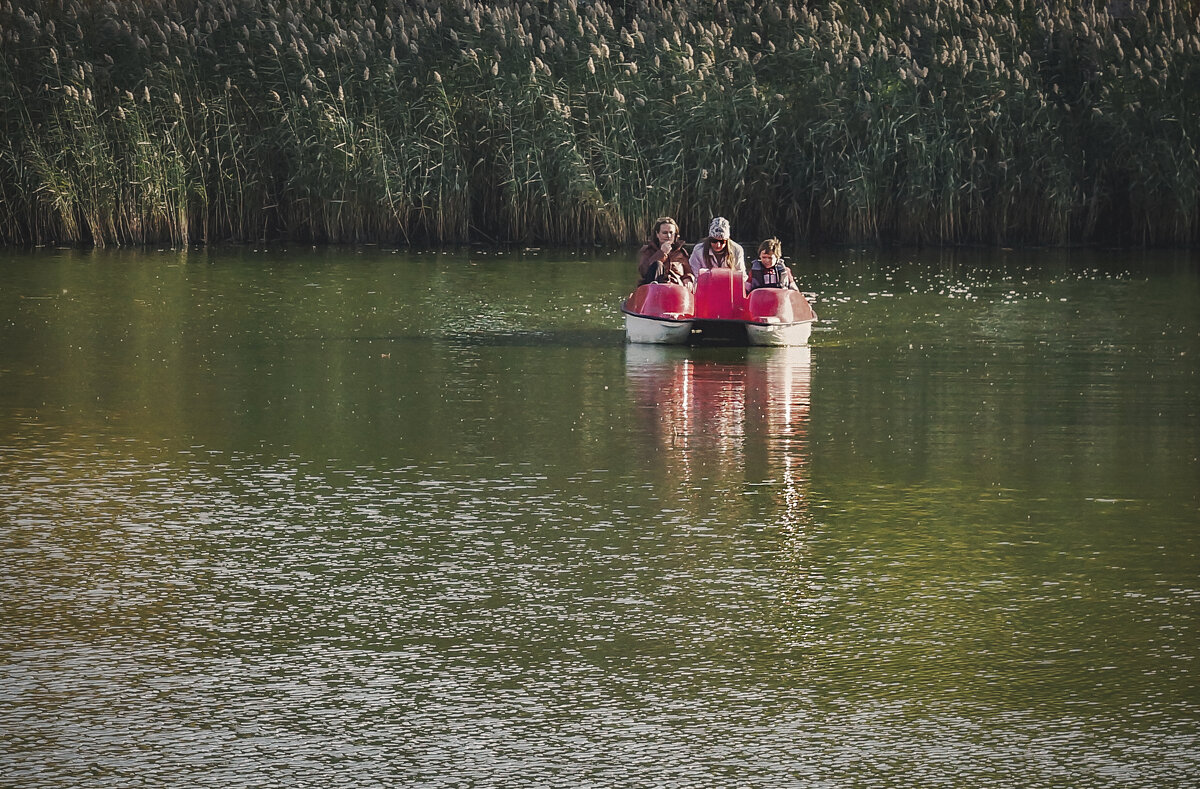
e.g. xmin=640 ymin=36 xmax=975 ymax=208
xmin=689 ymin=216 xmax=746 ymax=274
xmin=747 ymin=237 xmax=799 ymax=292
xmin=637 ymin=216 xmax=694 ymax=287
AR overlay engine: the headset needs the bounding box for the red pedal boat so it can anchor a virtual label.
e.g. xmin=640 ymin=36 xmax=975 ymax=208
xmin=621 ymin=268 xmax=817 ymax=346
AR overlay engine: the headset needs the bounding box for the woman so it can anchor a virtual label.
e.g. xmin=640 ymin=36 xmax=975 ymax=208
xmin=688 ymin=216 xmax=746 ymax=274
xmin=637 ymin=216 xmax=694 ymax=288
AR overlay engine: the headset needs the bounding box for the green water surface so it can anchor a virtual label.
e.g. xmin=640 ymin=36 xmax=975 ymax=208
xmin=1 ymin=245 xmax=1197 ymax=787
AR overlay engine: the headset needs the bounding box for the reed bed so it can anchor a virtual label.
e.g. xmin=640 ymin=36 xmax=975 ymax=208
xmin=1 ymin=0 xmax=1197 ymax=247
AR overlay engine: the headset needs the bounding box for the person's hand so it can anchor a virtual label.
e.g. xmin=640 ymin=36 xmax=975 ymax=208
xmin=660 ymin=241 xmax=673 ymax=255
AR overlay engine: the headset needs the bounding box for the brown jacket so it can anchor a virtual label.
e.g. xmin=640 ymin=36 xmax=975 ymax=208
xmin=637 ymin=242 xmax=695 ymax=286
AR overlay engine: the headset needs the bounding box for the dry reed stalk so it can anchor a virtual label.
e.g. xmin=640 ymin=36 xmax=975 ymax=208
xmin=0 ymin=0 xmax=1196 ymax=246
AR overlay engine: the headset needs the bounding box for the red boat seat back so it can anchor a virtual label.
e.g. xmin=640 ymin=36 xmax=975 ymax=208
xmin=790 ymin=290 xmax=817 ymax=322
xmin=694 ymin=269 xmax=748 ymax=320
xmin=747 ymin=288 xmax=793 ymax=323
xmin=628 ymin=282 xmax=693 ymax=318
xmin=747 ymin=288 xmax=817 ymax=323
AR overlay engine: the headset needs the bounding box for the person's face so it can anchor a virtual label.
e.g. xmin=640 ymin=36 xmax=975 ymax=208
xmin=656 ymin=223 xmax=677 ymax=245
xmin=710 ymin=237 xmax=727 ymax=251
xmin=759 ymin=249 xmax=778 ymax=267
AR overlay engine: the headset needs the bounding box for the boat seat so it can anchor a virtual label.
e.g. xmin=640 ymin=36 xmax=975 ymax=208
xmin=694 ymin=268 xmax=748 ymax=320
xmin=636 ymin=282 xmax=693 ymax=318
xmin=748 ymin=288 xmax=795 ymax=323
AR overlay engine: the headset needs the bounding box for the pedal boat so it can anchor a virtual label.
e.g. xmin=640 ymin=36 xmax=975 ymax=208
xmin=621 ymin=268 xmax=817 ymax=346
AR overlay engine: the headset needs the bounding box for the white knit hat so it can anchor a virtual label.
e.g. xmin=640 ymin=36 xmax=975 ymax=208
xmin=708 ymin=216 xmax=730 ymax=239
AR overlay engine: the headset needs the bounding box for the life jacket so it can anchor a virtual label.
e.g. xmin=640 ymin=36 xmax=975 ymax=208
xmin=750 ymin=260 xmax=789 ymax=289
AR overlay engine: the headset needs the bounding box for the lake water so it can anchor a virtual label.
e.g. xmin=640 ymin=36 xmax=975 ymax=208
xmin=1 ymin=245 xmax=1197 ymax=787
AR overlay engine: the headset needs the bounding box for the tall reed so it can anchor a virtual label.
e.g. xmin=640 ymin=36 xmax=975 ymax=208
xmin=0 ymin=0 xmax=1196 ymax=248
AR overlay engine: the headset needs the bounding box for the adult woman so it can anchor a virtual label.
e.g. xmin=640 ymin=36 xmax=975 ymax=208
xmin=688 ymin=216 xmax=746 ymax=274
xmin=637 ymin=216 xmax=694 ymax=288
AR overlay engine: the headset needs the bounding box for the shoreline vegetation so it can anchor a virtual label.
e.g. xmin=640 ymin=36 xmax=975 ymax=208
xmin=1 ymin=0 xmax=1197 ymax=249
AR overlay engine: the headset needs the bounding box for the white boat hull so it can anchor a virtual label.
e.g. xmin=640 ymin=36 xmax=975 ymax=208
xmin=624 ymin=312 xmax=693 ymax=345
xmin=745 ymin=319 xmax=815 ymax=346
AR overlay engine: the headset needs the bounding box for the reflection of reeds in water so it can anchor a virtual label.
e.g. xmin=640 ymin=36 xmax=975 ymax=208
xmin=0 ymin=1 xmax=1196 ymax=247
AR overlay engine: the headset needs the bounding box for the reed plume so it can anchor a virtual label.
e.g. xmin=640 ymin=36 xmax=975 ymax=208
xmin=0 ymin=0 xmax=1195 ymax=247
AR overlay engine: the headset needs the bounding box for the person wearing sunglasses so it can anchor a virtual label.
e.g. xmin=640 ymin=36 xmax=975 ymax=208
xmin=688 ymin=216 xmax=746 ymax=275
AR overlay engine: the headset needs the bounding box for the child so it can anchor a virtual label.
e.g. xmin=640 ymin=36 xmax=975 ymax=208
xmin=747 ymin=237 xmax=798 ymax=292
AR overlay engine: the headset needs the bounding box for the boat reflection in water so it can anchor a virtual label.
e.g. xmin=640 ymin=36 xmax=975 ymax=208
xmin=624 ymin=344 xmax=812 ymax=525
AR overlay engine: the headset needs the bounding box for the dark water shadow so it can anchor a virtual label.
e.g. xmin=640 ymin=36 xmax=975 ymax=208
xmin=282 ymin=329 xmax=624 ymax=349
